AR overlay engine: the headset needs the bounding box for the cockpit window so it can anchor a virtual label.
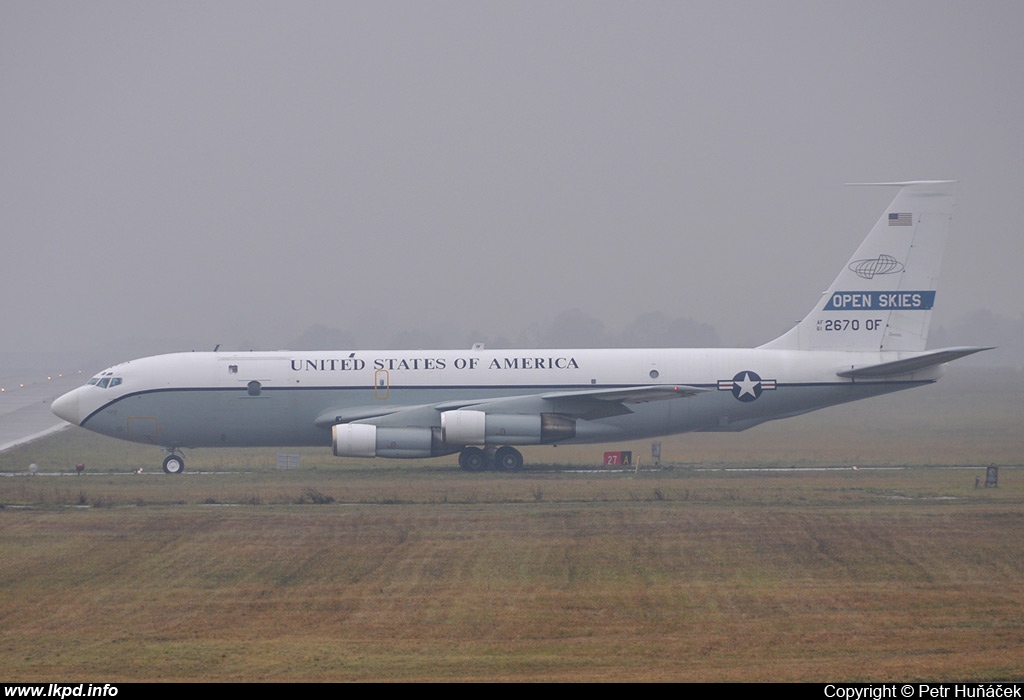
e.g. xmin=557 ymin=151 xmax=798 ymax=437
xmin=88 ymin=374 xmax=122 ymax=389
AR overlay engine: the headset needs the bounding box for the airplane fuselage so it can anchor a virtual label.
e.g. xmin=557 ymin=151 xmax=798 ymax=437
xmin=54 ymin=347 xmax=939 ymax=450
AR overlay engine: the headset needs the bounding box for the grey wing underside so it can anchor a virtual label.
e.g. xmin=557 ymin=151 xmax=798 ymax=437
xmin=314 ymin=384 xmax=708 ymax=427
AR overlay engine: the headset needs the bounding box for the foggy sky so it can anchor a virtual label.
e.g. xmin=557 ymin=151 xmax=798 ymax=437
xmin=3 ymin=1 xmax=1022 ymax=362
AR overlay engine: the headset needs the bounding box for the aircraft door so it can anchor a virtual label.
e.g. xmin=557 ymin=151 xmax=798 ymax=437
xmin=374 ymin=369 xmax=390 ymax=400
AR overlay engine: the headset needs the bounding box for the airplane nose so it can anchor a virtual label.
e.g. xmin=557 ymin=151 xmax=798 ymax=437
xmin=51 ymin=388 xmax=82 ymax=425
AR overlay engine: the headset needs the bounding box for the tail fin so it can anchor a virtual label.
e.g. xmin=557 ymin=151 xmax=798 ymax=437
xmin=761 ymin=181 xmax=956 ymax=352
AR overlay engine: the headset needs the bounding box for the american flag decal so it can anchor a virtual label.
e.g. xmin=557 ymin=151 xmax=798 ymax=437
xmin=888 ymin=212 xmax=912 ymax=226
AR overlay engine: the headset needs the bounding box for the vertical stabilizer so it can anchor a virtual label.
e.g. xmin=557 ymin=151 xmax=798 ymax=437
xmin=761 ymin=181 xmax=956 ymax=352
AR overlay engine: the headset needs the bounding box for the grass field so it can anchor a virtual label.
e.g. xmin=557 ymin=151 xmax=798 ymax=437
xmin=1 ymin=368 xmax=1022 ymax=681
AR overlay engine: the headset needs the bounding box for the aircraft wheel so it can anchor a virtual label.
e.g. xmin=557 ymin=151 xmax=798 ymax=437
xmin=163 ymin=454 xmax=185 ymax=475
xmin=494 ymin=446 xmax=523 ymax=472
xmin=459 ymin=446 xmax=486 ymax=472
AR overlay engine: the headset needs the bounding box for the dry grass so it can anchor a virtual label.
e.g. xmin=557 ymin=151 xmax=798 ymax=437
xmin=1 ymin=458 xmax=1022 ymax=681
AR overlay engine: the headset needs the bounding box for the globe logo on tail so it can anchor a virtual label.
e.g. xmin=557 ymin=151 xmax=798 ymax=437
xmin=849 ymin=254 xmax=905 ymax=280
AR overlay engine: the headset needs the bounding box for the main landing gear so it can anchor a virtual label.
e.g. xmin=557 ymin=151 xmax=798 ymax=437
xmin=162 ymin=450 xmax=185 ymax=475
xmin=458 ymin=445 xmax=524 ymax=472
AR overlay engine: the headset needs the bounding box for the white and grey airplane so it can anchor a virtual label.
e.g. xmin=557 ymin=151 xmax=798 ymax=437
xmin=52 ymin=181 xmax=988 ymax=473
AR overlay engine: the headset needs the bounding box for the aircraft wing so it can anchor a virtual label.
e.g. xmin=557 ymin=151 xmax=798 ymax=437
xmin=437 ymin=384 xmax=708 ymax=420
xmin=313 ymin=404 xmax=427 ymax=428
xmin=316 ymin=384 xmax=707 ymax=429
xmin=539 ymin=384 xmax=708 ymax=402
xmin=835 ymin=346 xmax=992 ymax=379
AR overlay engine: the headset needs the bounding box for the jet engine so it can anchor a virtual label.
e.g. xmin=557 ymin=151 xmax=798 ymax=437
xmin=441 ymin=410 xmax=576 ymax=446
xmin=332 ymin=423 xmax=451 ymax=459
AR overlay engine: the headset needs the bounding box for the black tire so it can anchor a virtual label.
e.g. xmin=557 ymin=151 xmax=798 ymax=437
xmin=163 ymin=454 xmax=185 ymax=475
xmin=460 ymin=446 xmax=486 ymax=472
xmin=494 ymin=446 xmax=523 ymax=471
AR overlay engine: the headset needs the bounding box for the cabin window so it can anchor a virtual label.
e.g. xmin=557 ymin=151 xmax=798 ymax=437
xmin=247 ymin=381 xmax=261 ymax=396
xmin=649 ymin=369 xmax=659 ymax=379
xmin=228 ymin=365 xmax=238 ymax=374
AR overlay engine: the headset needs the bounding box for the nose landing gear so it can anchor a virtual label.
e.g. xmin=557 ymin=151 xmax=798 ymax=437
xmin=162 ymin=450 xmax=185 ymax=474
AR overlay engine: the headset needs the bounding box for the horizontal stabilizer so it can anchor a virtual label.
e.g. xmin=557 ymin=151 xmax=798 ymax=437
xmin=836 ymin=346 xmax=993 ymax=379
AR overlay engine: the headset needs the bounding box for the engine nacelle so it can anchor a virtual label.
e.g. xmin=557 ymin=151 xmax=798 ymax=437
xmin=332 ymin=423 xmax=449 ymax=459
xmin=441 ymin=410 xmax=576 ymax=446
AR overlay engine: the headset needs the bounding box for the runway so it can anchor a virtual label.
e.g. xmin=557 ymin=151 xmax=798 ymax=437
xmin=0 ymin=370 xmax=90 ymax=452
